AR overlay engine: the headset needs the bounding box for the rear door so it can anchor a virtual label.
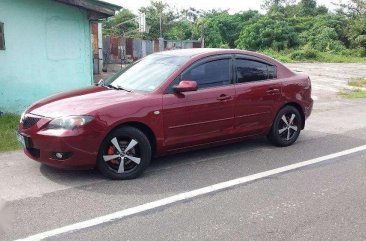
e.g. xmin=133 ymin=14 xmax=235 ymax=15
xmin=162 ymin=55 xmax=236 ymax=149
xmin=234 ymin=56 xmax=282 ymax=136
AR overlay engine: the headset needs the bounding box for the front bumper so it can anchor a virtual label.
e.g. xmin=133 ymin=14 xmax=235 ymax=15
xmin=18 ymin=114 xmax=105 ymax=170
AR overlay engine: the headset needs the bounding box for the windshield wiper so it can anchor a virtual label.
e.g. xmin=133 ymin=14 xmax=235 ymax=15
xmin=107 ymin=84 xmax=132 ymax=92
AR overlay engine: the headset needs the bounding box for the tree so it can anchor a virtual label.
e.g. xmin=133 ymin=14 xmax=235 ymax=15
xmin=102 ymin=9 xmax=137 ymax=37
xmin=195 ymin=10 xmax=259 ymax=48
xmin=298 ymin=0 xmax=317 ymax=16
xmin=346 ymin=15 xmax=366 ymax=53
xmin=139 ymin=0 xmax=176 ymax=40
xmin=298 ymin=15 xmax=348 ymax=52
xmin=100 ymin=0 xmax=366 ymax=58
xmin=164 ymin=21 xmax=194 ymax=40
xmin=261 ymin=0 xmax=295 ymax=11
xmin=343 ymin=0 xmax=366 ymax=15
xmin=338 ymin=0 xmax=366 ymax=53
xmin=236 ymin=14 xmax=298 ymax=51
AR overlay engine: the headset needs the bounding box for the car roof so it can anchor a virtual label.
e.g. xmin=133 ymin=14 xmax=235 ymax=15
xmin=154 ymin=48 xmax=260 ymax=58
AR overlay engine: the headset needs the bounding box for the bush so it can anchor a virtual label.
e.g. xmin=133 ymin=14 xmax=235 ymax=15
xmin=260 ymin=49 xmax=294 ymax=63
xmin=290 ymin=49 xmax=318 ymax=60
xmin=236 ymin=14 xmax=298 ymax=51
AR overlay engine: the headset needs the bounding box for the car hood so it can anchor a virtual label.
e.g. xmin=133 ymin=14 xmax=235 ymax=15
xmin=28 ymin=86 xmax=147 ymax=118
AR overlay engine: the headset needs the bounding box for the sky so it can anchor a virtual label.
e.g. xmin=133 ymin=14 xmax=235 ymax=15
xmin=103 ymin=0 xmax=345 ymax=14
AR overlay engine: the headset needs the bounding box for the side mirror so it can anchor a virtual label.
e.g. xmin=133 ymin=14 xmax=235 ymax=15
xmin=97 ymin=79 xmax=105 ymax=87
xmin=173 ymin=80 xmax=198 ymax=93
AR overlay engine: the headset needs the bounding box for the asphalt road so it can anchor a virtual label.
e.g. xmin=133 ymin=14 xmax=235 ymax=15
xmin=1 ymin=64 xmax=366 ymax=241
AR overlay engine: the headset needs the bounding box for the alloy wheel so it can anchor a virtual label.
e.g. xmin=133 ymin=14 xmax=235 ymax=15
xmin=103 ymin=137 xmax=141 ymax=174
xmin=278 ymin=113 xmax=299 ymax=141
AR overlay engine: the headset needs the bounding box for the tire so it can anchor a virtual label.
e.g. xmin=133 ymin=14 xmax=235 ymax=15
xmin=97 ymin=126 xmax=152 ymax=180
xmin=268 ymin=106 xmax=302 ymax=147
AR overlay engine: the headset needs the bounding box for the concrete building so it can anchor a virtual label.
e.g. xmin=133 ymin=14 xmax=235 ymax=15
xmin=0 ymin=0 xmax=121 ymax=113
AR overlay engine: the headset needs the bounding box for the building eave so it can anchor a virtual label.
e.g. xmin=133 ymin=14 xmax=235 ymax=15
xmin=54 ymin=0 xmax=122 ymax=20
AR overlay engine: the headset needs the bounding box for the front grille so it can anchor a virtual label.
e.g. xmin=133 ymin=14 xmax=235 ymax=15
xmin=22 ymin=116 xmax=41 ymax=129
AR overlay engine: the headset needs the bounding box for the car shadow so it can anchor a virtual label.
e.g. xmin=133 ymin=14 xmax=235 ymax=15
xmin=39 ymin=137 xmax=273 ymax=195
xmin=149 ymin=138 xmax=270 ymax=171
xmin=40 ymin=165 xmax=102 ymax=183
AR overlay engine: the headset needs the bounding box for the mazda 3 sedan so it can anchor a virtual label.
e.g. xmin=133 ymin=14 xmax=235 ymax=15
xmin=17 ymin=49 xmax=313 ymax=180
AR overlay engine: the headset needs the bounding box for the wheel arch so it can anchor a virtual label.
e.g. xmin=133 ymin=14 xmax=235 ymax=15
xmin=107 ymin=121 xmax=157 ymax=157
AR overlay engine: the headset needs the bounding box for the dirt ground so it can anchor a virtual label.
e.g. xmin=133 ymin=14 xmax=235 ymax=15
xmin=286 ymin=63 xmax=366 ymax=112
xmin=286 ymin=63 xmax=366 ymax=100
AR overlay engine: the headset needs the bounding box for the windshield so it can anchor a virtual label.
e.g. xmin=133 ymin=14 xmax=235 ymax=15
xmin=106 ymin=54 xmax=189 ymax=92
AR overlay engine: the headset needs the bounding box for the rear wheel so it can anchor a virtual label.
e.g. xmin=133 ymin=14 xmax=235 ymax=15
xmin=97 ymin=126 xmax=151 ymax=180
xmin=268 ymin=106 xmax=302 ymax=147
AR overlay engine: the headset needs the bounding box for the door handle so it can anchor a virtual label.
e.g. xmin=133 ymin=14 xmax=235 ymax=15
xmin=266 ymin=88 xmax=280 ymax=95
xmin=217 ymin=94 xmax=232 ymax=101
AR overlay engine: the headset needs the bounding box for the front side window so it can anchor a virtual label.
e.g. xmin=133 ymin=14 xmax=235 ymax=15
xmin=182 ymin=59 xmax=231 ymax=89
xmin=0 ymin=22 xmax=5 ymax=50
xmin=236 ymin=59 xmax=277 ymax=83
xmin=108 ymin=54 xmax=189 ymax=92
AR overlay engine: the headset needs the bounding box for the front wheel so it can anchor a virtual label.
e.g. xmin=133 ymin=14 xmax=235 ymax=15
xmin=268 ymin=106 xmax=302 ymax=147
xmin=97 ymin=126 xmax=152 ymax=180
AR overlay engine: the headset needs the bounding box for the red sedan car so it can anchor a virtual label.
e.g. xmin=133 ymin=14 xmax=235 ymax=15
xmin=17 ymin=49 xmax=313 ymax=180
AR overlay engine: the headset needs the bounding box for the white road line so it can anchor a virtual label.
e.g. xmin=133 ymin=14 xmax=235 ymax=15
xmin=16 ymin=145 xmax=366 ymax=241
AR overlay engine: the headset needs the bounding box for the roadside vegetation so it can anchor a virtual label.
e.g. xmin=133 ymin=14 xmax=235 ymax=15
xmin=348 ymin=78 xmax=366 ymax=87
xmin=0 ymin=114 xmax=21 ymax=152
xmin=338 ymin=78 xmax=366 ymax=99
xmin=103 ymin=0 xmax=366 ymax=63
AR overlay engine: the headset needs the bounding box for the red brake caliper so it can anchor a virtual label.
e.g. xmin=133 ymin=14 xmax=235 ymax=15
xmin=107 ymin=146 xmax=119 ymax=165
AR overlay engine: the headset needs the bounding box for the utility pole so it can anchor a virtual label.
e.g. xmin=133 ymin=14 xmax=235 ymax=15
xmin=200 ymin=24 xmax=205 ymax=48
xmin=159 ymin=11 xmax=164 ymax=52
xmin=159 ymin=12 xmax=162 ymax=38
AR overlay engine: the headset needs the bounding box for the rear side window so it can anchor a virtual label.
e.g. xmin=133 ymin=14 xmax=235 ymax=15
xmin=236 ymin=59 xmax=277 ymax=83
xmin=268 ymin=65 xmax=277 ymax=79
xmin=182 ymin=59 xmax=231 ymax=89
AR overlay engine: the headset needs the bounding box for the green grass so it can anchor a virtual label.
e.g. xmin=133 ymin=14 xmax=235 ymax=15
xmin=259 ymin=49 xmax=294 ymax=63
xmin=348 ymin=78 xmax=366 ymax=88
xmin=338 ymin=77 xmax=366 ymax=99
xmin=338 ymin=88 xmax=366 ymax=99
xmin=0 ymin=113 xmax=22 ymax=152
xmin=316 ymin=53 xmax=366 ymax=63
xmin=259 ymin=49 xmax=366 ymax=63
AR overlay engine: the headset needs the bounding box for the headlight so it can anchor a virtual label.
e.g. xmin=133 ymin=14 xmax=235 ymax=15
xmin=47 ymin=116 xmax=94 ymax=130
xmin=20 ymin=111 xmax=26 ymax=123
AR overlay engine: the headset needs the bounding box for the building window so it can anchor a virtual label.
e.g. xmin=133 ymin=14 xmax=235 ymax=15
xmin=0 ymin=22 xmax=5 ymax=50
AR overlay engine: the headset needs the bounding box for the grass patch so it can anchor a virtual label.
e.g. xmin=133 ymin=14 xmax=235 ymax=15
xmin=0 ymin=113 xmax=22 ymax=152
xmin=316 ymin=53 xmax=366 ymax=63
xmin=338 ymin=88 xmax=366 ymax=99
xmin=259 ymin=49 xmax=294 ymax=63
xmin=259 ymin=49 xmax=366 ymax=63
xmin=348 ymin=78 xmax=366 ymax=88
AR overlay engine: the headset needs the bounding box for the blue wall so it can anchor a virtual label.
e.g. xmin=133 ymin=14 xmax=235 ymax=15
xmin=0 ymin=0 xmax=93 ymax=114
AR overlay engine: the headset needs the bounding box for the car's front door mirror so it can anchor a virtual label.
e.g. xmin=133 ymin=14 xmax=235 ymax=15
xmin=173 ymin=80 xmax=198 ymax=93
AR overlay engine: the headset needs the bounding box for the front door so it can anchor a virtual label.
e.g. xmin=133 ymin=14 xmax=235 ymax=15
xmin=162 ymin=56 xmax=236 ymax=150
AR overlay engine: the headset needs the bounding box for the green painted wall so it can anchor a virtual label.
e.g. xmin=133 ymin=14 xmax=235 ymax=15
xmin=0 ymin=0 xmax=93 ymax=114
